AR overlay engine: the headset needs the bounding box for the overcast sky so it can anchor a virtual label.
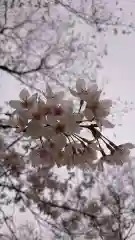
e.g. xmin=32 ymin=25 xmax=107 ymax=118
xmin=0 ymin=0 xmax=135 ymax=238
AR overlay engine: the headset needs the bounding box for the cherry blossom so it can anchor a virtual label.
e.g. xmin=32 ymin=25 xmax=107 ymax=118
xmin=59 ymin=142 xmax=98 ymax=169
xmin=51 ymin=134 xmax=67 ymax=150
xmin=54 ymin=113 xmax=82 ymax=135
xmin=29 ymin=138 xmax=66 ymax=168
xmin=7 ymin=81 xmax=134 ymax=171
xmin=9 ymin=88 xmax=37 ymax=119
xmin=70 ymin=80 xmax=101 ymax=103
xmin=84 ymin=99 xmax=113 ymax=128
xmin=102 ymin=143 xmax=135 ymax=166
xmin=44 ymin=83 xmax=65 ymax=106
xmin=25 ymin=120 xmax=46 ymax=139
xmin=70 ymin=79 xmax=113 ymax=128
xmin=29 ymin=146 xmax=55 ymax=168
xmin=8 ymin=114 xmax=28 ymax=132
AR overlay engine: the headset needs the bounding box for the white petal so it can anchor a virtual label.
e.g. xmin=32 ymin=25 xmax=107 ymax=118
xmin=19 ymin=88 xmax=30 ymax=100
xmin=100 ymin=99 xmax=112 ymax=109
xmin=87 ymin=84 xmax=101 ymax=102
xmin=28 ymin=93 xmax=37 ymax=103
xmin=9 ymin=100 xmax=22 ymax=110
xmin=64 ymin=116 xmax=78 ymax=134
xmin=101 ymin=119 xmax=115 ymax=128
xmin=25 ymin=121 xmax=44 ymax=138
xmin=88 ymin=83 xmax=98 ymax=93
xmin=42 ymin=126 xmax=55 ymax=139
xmin=7 ymin=117 xmax=15 ymax=127
xmin=62 ymin=100 xmax=74 ymax=113
xmin=122 ymin=143 xmax=135 ymax=149
xmin=76 ymin=79 xmax=86 ymax=92
xmin=95 ymin=107 xmax=110 ymax=118
xmin=84 ymin=107 xmax=94 ymax=121
xmin=18 ymin=109 xmax=30 ymax=121
xmin=74 ymin=112 xmax=84 ymax=122
xmin=52 ymin=134 xmax=67 ymax=149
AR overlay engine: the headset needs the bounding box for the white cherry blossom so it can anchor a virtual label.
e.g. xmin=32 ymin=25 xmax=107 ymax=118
xmin=103 ymin=143 xmax=135 ymax=166
xmin=29 ymin=140 xmax=64 ymax=168
xmin=75 ymin=78 xmax=86 ymax=92
xmin=8 ymin=114 xmax=28 ymax=132
xmin=6 ymin=82 xmax=135 ymax=171
xmin=51 ymin=134 xmax=67 ymax=150
xmin=9 ymin=89 xmax=38 ymax=124
xmin=84 ymin=98 xmax=113 ymax=128
xmin=9 ymin=88 xmax=37 ymax=111
xmin=44 ymin=83 xmax=65 ymax=106
xmin=29 ymin=147 xmax=55 ymax=168
xmin=46 ymin=99 xmax=84 ymax=135
xmin=70 ymin=80 xmax=113 ymax=128
xmin=54 ymin=113 xmax=82 ymax=135
xmin=70 ymin=80 xmax=101 ymax=103
xmin=60 ymin=142 xmax=97 ymax=168
xmin=25 ymin=120 xmax=45 ymax=139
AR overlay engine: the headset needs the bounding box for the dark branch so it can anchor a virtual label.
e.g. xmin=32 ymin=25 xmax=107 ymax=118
xmin=0 ymin=59 xmax=44 ymax=75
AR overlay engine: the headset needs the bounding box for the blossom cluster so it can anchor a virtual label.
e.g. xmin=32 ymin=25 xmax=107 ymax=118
xmin=6 ymin=79 xmax=134 ymax=170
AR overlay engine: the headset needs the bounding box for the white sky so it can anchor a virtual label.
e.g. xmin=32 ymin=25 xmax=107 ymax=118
xmin=1 ymin=0 xmax=135 ymax=238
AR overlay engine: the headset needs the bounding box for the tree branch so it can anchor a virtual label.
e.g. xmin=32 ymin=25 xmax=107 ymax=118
xmin=0 ymin=59 xmax=44 ymax=76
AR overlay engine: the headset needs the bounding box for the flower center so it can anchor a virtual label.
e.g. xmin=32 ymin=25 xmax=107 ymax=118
xmin=32 ymin=112 xmax=41 ymax=120
xmin=21 ymin=100 xmax=33 ymax=109
xmin=53 ymin=106 xmax=64 ymax=116
xmin=55 ymin=123 xmax=65 ymax=133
